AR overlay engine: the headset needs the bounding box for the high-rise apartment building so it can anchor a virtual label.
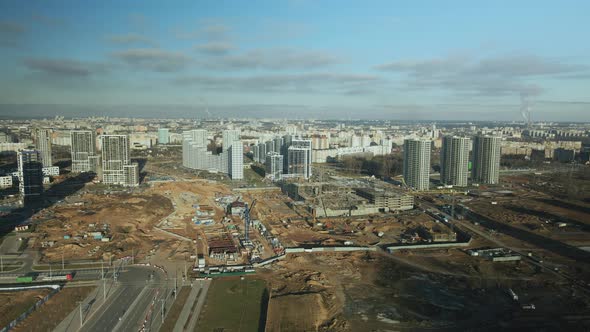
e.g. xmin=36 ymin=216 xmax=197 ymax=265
xmin=71 ymin=130 xmax=99 ymax=173
xmin=123 ymin=164 xmax=140 ymax=187
xmin=223 ymin=130 xmax=243 ymax=179
xmin=18 ymin=149 xmax=44 ymax=202
xmin=257 ymin=142 xmax=267 ymax=163
xmin=100 ymin=135 xmax=138 ymax=186
xmin=252 ymin=145 xmax=260 ymax=163
xmin=273 ymin=137 xmax=284 ymax=154
xmin=222 ymin=129 xmax=240 ymax=151
xmin=403 ymin=139 xmax=431 ymax=191
xmin=182 ymin=129 xmax=242 ymax=179
xmin=288 ymin=139 xmax=312 ymax=179
xmin=33 ymin=128 xmax=53 ymax=167
xmin=228 ymin=143 xmax=243 ymax=180
xmin=158 ymin=128 xmax=170 ymax=145
xmin=472 ymin=135 xmax=501 ymax=185
xmin=265 ymin=140 xmax=275 ymax=154
xmin=440 ymin=136 xmax=470 ymax=187
xmin=265 ymin=152 xmax=283 ymax=181
xmin=282 ymin=135 xmax=293 ymax=173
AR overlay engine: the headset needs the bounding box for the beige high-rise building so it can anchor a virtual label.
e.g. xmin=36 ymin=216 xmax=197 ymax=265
xmin=403 ymin=139 xmax=431 ymax=191
xmin=33 ymin=128 xmax=53 ymax=167
xmin=100 ymin=135 xmax=138 ymax=186
xmin=71 ymin=130 xmax=99 ymax=173
xmin=441 ymin=136 xmax=470 ymax=187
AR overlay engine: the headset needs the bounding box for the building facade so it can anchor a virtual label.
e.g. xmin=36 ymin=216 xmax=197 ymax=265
xmin=100 ymin=135 xmax=138 ymax=186
xmin=18 ymin=149 xmax=44 ymax=202
xmin=33 ymin=128 xmax=53 ymax=167
xmin=288 ymin=139 xmax=312 ymax=179
xmin=440 ymin=136 xmax=470 ymax=187
xmin=158 ymin=128 xmax=170 ymax=144
xmin=228 ymin=143 xmax=244 ymax=180
xmin=222 ymin=129 xmax=240 ymax=151
xmin=472 ymin=135 xmax=501 ymax=185
xmin=265 ymin=152 xmax=283 ymax=181
xmin=403 ymin=139 xmax=431 ymax=190
xmin=71 ymin=130 xmax=98 ymax=173
xmin=182 ymin=129 xmax=243 ymax=179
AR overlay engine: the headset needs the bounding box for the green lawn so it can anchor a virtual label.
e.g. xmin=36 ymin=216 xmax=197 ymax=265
xmin=196 ymin=278 xmax=268 ymax=332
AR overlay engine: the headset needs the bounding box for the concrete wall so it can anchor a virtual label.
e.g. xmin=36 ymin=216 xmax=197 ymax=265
xmin=285 ymin=246 xmax=377 ymax=253
xmin=386 ymin=239 xmax=471 ymax=252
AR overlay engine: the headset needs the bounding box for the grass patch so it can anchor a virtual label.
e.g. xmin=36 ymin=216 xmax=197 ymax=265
xmin=196 ymin=278 xmax=268 ymax=332
xmin=12 ymin=286 xmax=95 ymax=332
xmin=159 ymin=286 xmax=191 ymax=332
xmin=0 ymin=289 xmax=52 ymax=328
xmin=243 ymin=168 xmax=266 ymax=186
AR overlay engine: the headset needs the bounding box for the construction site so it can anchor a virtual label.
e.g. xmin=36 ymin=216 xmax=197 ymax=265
xmin=29 ymin=190 xmax=174 ymax=263
xmin=8 ymin=158 xmax=590 ymax=331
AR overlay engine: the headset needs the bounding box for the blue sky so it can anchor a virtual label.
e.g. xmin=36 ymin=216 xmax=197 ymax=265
xmin=1 ymin=0 xmax=589 ymax=120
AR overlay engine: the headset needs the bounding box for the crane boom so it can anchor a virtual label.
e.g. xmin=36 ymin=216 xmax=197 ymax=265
xmin=243 ymin=199 xmax=257 ymax=242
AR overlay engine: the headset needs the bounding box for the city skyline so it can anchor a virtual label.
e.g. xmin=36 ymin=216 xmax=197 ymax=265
xmin=1 ymin=1 xmax=590 ymax=121
xmin=1 ymin=3 xmax=590 ymax=330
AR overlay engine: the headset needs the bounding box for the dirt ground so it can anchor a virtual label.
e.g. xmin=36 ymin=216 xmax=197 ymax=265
xmin=12 ymin=286 xmax=96 ymax=332
xmin=0 ymin=289 xmax=52 ymax=328
xmin=34 ymin=192 xmax=173 ymax=262
xmin=147 ymin=180 xmax=231 ymax=229
xmin=245 ymin=190 xmax=446 ymax=248
xmin=260 ymin=252 xmax=590 ymax=331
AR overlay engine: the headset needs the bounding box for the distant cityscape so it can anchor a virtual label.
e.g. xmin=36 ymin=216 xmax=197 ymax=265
xmin=1 ymin=116 xmax=590 ymax=331
xmin=1 ymin=117 xmax=588 ymax=203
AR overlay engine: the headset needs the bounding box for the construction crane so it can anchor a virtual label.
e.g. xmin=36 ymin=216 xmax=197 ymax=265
xmin=243 ymin=199 xmax=257 ymax=242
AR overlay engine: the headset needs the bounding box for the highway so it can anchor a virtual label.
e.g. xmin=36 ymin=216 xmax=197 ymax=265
xmin=81 ymin=265 xmax=167 ymax=332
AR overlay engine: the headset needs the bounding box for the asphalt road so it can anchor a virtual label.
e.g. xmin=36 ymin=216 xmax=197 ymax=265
xmin=82 ymin=265 xmax=165 ymax=332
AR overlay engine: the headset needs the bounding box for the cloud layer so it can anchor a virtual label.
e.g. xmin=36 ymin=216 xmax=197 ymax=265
xmin=107 ymin=33 xmax=156 ymax=46
xmin=199 ymin=48 xmax=340 ymax=70
xmin=112 ymin=48 xmax=190 ymax=72
xmin=173 ymin=73 xmax=381 ymax=94
xmin=23 ymin=58 xmax=107 ymax=77
xmin=376 ymin=54 xmax=588 ymax=97
xmin=0 ymin=21 xmax=26 ymax=48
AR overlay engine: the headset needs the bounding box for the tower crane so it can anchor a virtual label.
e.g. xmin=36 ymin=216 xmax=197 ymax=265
xmin=243 ymin=199 xmax=257 ymax=242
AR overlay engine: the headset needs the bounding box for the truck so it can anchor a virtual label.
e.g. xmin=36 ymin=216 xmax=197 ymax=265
xmin=40 ymin=273 xmax=73 ymax=281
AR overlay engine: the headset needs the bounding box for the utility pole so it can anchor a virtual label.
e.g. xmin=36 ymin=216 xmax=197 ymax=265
xmin=174 ymin=268 xmax=177 ymax=299
xmin=160 ymin=298 xmax=165 ymax=322
xmin=62 ymin=248 xmax=65 ymax=270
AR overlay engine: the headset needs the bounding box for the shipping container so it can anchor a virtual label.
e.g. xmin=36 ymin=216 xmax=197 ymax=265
xmin=16 ymin=276 xmax=33 ymax=283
